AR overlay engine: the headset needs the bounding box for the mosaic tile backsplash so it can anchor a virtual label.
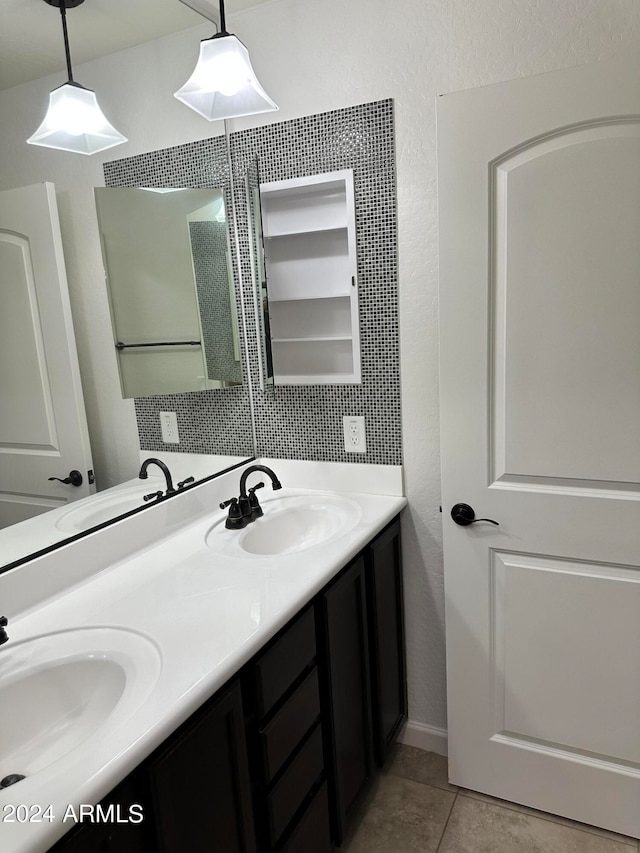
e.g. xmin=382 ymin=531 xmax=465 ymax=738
xmin=103 ymin=135 xmax=254 ymax=457
xmin=103 ymin=99 xmax=401 ymax=465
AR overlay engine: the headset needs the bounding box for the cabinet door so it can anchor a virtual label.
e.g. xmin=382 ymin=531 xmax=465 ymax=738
xmin=50 ymin=823 xmax=115 ymax=853
xmin=317 ymin=555 xmax=373 ymax=845
xmin=366 ymin=518 xmax=407 ymax=765
xmin=50 ymin=819 xmax=148 ymax=853
xmin=150 ymin=680 xmax=256 ymax=853
xmin=49 ymin=776 xmax=150 ymax=853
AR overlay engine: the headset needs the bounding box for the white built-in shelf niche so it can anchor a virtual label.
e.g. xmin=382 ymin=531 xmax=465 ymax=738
xmin=260 ymin=169 xmax=361 ymax=385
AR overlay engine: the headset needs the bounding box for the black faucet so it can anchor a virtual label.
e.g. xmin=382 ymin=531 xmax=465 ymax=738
xmin=138 ymin=458 xmax=176 ymax=498
xmin=0 ymin=616 xmax=8 ymax=646
xmin=221 ymin=465 xmax=282 ymax=530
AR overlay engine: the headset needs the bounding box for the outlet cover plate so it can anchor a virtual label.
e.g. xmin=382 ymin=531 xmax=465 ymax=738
xmin=160 ymin=411 xmax=179 ymax=444
xmin=343 ymin=415 xmax=366 ymax=453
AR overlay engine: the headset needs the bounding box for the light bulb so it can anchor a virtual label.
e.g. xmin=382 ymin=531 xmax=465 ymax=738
xmin=48 ymin=94 xmax=101 ymax=135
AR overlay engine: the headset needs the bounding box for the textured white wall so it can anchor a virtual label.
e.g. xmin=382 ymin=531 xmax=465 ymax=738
xmin=0 ymin=0 xmax=638 ymax=731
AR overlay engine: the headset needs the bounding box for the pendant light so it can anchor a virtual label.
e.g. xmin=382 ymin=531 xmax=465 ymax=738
xmin=27 ymin=0 xmax=127 ymax=155
xmin=174 ymin=0 xmax=278 ymax=122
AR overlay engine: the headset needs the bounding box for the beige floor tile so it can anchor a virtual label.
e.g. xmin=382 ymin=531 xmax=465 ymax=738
xmin=384 ymin=744 xmax=458 ymax=792
xmin=459 ymin=789 xmax=638 ymax=848
xmin=439 ymin=796 xmax=634 ymax=853
xmin=343 ymin=772 xmax=455 ymax=853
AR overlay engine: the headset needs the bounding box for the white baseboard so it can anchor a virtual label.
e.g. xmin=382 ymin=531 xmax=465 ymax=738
xmin=398 ymin=720 xmax=448 ymax=756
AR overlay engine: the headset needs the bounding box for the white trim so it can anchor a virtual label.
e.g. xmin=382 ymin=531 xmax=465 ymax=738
xmin=258 ymin=458 xmax=404 ymax=496
xmin=399 ymin=720 xmax=449 ymax=756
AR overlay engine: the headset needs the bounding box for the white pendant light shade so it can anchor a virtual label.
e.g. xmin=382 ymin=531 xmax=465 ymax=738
xmin=174 ymin=34 xmax=278 ymax=121
xmin=27 ymin=83 xmax=127 ymax=155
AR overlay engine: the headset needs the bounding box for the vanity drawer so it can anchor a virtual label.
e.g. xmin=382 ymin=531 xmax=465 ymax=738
xmin=260 ymin=667 xmax=321 ymax=781
xmin=267 ymin=724 xmax=324 ymax=845
xmin=280 ymin=781 xmax=332 ymax=853
xmin=255 ymin=606 xmax=316 ymax=717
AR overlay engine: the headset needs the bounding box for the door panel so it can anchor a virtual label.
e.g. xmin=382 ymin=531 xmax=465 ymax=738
xmin=491 ymin=551 xmax=640 ymax=764
xmin=0 ymin=233 xmax=59 ymax=448
xmin=492 ymin=121 xmax=640 ymax=486
xmin=438 ymin=55 xmax=640 ymax=837
xmin=0 ymin=183 xmax=93 ymax=527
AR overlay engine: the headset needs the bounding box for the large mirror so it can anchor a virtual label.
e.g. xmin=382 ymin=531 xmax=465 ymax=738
xmin=0 ymin=176 xmax=253 ymax=574
xmin=94 ymin=187 xmax=242 ymax=398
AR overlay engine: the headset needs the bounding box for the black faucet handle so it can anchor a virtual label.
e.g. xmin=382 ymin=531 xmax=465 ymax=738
xmin=0 ymin=616 xmax=7 ymax=628
xmin=221 ymin=497 xmax=247 ymax=530
xmin=144 ymin=490 xmax=164 ymax=502
xmin=248 ymin=484 xmax=264 ymax=520
xmin=177 ymin=476 xmax=195 ymax=490
xmin=0 ymin=616 xmax=8 ymax=646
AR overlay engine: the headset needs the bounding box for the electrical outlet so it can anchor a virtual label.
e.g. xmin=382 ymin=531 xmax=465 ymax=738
xmin=343 ymin=415 xmax=366 ymax=454
xmin=160 ymin=411 xmax=179 ymax=444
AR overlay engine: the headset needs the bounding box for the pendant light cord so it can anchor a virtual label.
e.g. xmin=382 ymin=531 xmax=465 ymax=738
xmin=59 ymin=0 xmax=75 ymax=83
xmin=218 ymin=0 xmax=227 ymax=35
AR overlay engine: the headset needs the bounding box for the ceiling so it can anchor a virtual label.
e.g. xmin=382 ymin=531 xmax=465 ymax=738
xmin=0 ymin=0 xmax=272 ymax=91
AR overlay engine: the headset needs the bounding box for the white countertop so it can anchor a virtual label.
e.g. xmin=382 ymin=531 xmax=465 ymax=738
xmin=0 ymin=461 xmax=405 ymax=853
xmin=0 ymin=454 xmax=249 ymax=571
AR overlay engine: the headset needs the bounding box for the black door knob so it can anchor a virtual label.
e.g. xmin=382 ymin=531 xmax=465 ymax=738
xmin=48 ymin=470 xmax=83 ymax=487
xmin=451 ymin=503 xmax=499 ymax=527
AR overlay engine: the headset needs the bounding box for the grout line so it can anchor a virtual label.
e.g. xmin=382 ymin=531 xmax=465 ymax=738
xmin=392 ymin=749 xmax=640 ymax=850
xmin=457 ymin=790 xmax=639 ymax=848
xmin=435 ymin=790 xmax=458 ymax=852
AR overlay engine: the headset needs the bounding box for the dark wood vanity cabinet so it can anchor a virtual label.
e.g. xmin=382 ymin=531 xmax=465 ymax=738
xmin=317 ymin=517 xmax=406 ymax=845
xmin=242 ymin=606 xmax=332 ymax=853
xmin=149 ymin=680 xmax=256 ymax=853
xmin=243 ymin=517 xmax=406 ymax=850
xmin=50 ymin=515 xmax=405 ymax=853
xmin=316 ymin=555 xmax=374 ymax=846
xmin=365 ymin=518 xmax=407 ymax=766
xmin=48 ymin=775 xmax=150 ymax=853
xmin=50 ymin=681 xmax=256 ymax=853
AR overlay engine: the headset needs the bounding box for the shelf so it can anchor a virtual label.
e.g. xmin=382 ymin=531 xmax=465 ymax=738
xmin=268 ymin=293 xmax=351 ymax=303
xmin=265 ymin=229 xmax=350 ymax=301
xmin=275 ymin=374 xmax=360 ymax=386
xmin=265 ymin=225 xmax=348 ymax=239
xmin=269 ymin=297 xmax=353 ymax=341
xmin=271 ymin=337 xmax=353 ymax=379
xmin=260 ymin=178 xmax=348 ymax=235
xmin=272 ymin=335 xmax=352 ymax=343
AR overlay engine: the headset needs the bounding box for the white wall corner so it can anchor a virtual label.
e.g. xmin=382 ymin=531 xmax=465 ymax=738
xmin=399 ymin=720 xmax=448 ymax=756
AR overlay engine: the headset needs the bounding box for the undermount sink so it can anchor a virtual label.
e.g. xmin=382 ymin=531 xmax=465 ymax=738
xmin=54 ymin=483 xmax=163 ymax=533
xmin=0 ymin=627 xmax=161 ymax=784
xmin=206 ymin=492 xmax=362 ymax=557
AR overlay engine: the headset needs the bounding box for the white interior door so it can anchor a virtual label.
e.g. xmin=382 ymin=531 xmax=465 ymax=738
xmin=438 ymin=56 xmax=640 ymax=838
xmin=0 ymin=183 xmax=94 ymax=528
